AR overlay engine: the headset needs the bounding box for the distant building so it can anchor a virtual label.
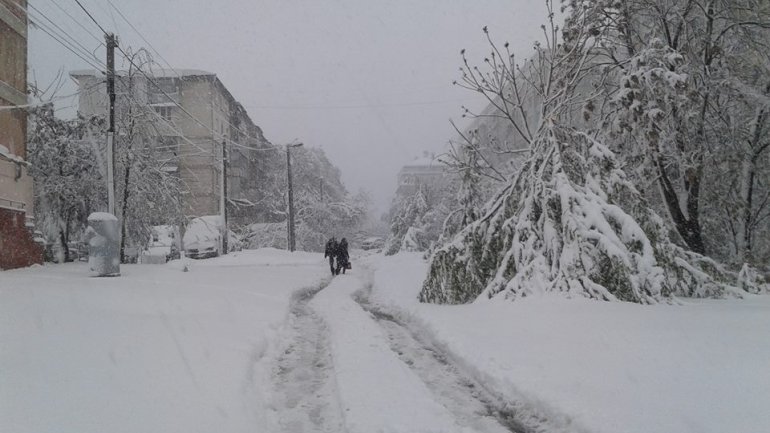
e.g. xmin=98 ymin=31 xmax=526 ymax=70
xmin=395 ymin=154 xmax=449 ymax=198
xmin=70 ymin=68 xmax=270 ymax=226
xmin=0 ymin=0 xmax=43 ymax=269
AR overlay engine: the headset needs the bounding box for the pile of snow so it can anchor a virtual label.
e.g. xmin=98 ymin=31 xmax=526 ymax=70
xmin=367 ymin=253 xmax=770 ymax=433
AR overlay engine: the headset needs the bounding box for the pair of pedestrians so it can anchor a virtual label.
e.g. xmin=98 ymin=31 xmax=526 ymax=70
xmin=324 ymin=237 xmax=350 ymax=275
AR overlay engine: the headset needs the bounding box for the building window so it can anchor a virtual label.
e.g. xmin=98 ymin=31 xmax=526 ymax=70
xmin=156 ymin=136 xmax=179 ymax=154
xmin=149 ymin=78 xmax=179 ymax=104
xmin=154 ymin=105 xmax=174 ymax=121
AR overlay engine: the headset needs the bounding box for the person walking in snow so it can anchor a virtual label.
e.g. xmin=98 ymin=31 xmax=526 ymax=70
xmin=324 ymin=237 xmax=338 ymax=275
xmin=335 ymin=237 xmax=350 ymax=275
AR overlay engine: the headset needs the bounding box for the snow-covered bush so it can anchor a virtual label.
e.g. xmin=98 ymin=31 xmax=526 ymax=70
xmin=421 ymin=124 xmax=752 ymax=304
xmin=385 ymin=187 xmax=453 ymax=255
xmin=420 ymin=0 xmax=765 ymax=304
xmin=737 ymin=264 xmax=767 ymax=294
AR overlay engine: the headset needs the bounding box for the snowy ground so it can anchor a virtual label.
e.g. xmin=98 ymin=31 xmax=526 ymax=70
xmin=3 ymin=248 xmax=769 ymax=433
xmin=0 ymin=249 xmax=327 ymax=433
xmin=364 ymin=253 xmax=770 ymax=433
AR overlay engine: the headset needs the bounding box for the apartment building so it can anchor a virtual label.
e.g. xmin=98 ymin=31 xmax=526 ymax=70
xmin=0 ymin=0 xmax=42 ymax=269
xmin=70 ymin=68 xmax=271 ymax=226
xmin=395 ymin=154 xmax=448 ymax=199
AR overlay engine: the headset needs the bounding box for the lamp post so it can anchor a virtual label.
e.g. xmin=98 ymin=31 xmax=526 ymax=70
xmin=286 ymin=142 xmax=303 ymax=252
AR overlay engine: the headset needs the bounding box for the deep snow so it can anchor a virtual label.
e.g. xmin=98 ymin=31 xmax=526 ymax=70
xmin=0 ymin=249 xmax=327 ymax=433
xmin=312 ymin=274 xmax=468 ymax=433
xmin=365 ymin=253 xmax=770 ymax=433
xmin=3 ymin=248 xmax=768 ymax=433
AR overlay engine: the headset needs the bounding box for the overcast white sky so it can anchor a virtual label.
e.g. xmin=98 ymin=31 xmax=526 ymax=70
xmin=27 ymin=0 xmax=546 ymax=213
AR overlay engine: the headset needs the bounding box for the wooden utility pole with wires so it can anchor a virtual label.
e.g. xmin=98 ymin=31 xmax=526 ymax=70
xmin=105 ymin=32 xmax=117 ymax=215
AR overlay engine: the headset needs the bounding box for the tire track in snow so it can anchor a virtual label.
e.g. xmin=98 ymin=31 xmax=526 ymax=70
xmin=354 ymin=281 xmax=545 ymax=433
xmin=271 ymin=280 xmax=345 ymax=433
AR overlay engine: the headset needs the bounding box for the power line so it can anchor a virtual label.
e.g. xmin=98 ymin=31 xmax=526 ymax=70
xmin=244 ymin=98 xmax=478 ymax=110
xmin=74 ymin=0 xmax=109 ymax=35
xmin=5 ymin=0 xmax=104 ymax=71
xmin=104 ymin=0 xmax=173 ymax=75
xmin=27 ymin=3 xmax=105 ymax=68
xmin=103 ymin=0 xmax=275 ymax=151
xmin=1 ymin=80 xmax=104 ymax=111
xmin=31 ymin=19 xmax=105 ymax=71
xmin=75 ymin=0 xmax=283 ymax=155
xmin=45 ymin=0 xmax=104 ymax=46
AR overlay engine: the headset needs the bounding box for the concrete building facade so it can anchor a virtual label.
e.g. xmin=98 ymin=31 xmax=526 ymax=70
xmin=0 ymin=0 xmax=43 ymax=269
xmin=395 ymin=155 xmax=448 ymax=198
xmin=70 ymin=68 xmax=271 ymax=227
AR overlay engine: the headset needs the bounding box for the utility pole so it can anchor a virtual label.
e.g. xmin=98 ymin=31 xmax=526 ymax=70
xmin=286 ymin=142 xmax=303 ymax=252
xmin=221 ymin=139 xmax=228 ymax=254
xmin=105 ymin=33 xmax=117 ymax=216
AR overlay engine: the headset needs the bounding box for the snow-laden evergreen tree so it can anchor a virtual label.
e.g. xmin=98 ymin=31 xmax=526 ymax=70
xmin=384 ymin=171 xmax=458 ymax=256
xmin=421 ymin=0 xmax=759 ymax=304
xmin=449 ymin=133 xmax=484 ymax=227
xmin=385 ymin=188 xmax=430 ymax=255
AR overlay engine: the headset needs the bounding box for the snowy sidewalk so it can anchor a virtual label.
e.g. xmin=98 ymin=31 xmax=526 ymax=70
xmin=0 ymin=249 xmax=328 ymax=433
xmin=311 ymin=273 xmax=468 ymax=433
xmin=365 ymin=253 xmax=770 ymax=433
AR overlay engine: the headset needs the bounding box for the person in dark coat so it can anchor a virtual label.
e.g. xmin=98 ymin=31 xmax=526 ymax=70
xmin=324 ymin=237 xmax=338 ymax=275
xmin=335 ymin=237 xmax=349 ymax=275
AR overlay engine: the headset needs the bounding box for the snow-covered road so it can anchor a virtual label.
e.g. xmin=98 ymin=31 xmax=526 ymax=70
xmin=1 ymin=249 xmax=532 ymax=433
xmin=3 ymin=249 xmax=769 ymax=433
xmin=309 ymin=271 xmax=531 ymax=433
xmin=270 ymin=279 xmax=344 ymax=432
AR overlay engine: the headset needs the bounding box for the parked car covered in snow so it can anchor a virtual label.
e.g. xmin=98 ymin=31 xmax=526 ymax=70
xmin=361 ymin=237 xmax=384 ymax=250
xmin=183 ymin=216 xmax=223 ymax=259
xmin=182 ymin=216 xmax=242 ymax=259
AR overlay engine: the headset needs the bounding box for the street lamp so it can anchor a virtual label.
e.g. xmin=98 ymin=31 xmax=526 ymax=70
xmin=286 ymin=142 xmax=303 ymax=252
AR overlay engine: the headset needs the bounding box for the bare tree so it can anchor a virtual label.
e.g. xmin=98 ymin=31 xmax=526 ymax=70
xmin=421 ymin=0 xmax=762 ymax=305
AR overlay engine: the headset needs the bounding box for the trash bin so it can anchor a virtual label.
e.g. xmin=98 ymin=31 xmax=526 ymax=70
xmin=85 ymin=212 xmax=121 ymax=277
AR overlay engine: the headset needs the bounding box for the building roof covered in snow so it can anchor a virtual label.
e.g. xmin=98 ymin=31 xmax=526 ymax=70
xmin=70 ymin=68 xmax=215 ymax=79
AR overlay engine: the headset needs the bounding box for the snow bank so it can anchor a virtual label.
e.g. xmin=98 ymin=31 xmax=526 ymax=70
xmin=0 ymin=249 xmax=328 ymax=433
xmin=368 ymin=253 xmax=770 ymax=433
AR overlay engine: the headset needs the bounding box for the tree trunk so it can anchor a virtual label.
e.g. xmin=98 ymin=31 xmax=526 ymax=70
xmin=59 ymin=229 xmax=69 ymax=263
xmin=119 ymin=163 xmax=131 ymax=263
xmin=655 ymin=156 xmax=706 ymax=253
xmin=739 ymin=84 xmax=770 ymax=263
xmin=741 ymin=156 xmax=755 ymax=262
